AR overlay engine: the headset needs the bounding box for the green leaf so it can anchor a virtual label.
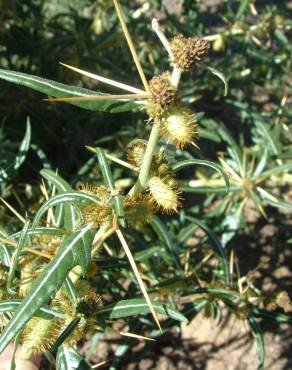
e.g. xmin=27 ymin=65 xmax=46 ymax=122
xmin=32 ymin=192 xmax=100 ymax=228
xmin=185 ymin=217 xmax=230 ymax=284
xmin=0 ymin=68 xmax=137 ymax=113
xmin=10 ymin=226 xmax=65 ymax=241
xmin=0 ymin=244 xmax=12 ymax=267
xmin=41 ymin=169 xmax=82 ymax=231
xmin=178 ymin=223 xmax=198 ymax=244
xmin=253 ymin=119 xmax=279 ymax=156
xmin=7 ymin=221 xmax=30 ymax=295
xmin=172 ymin=159 xmax=229 ymax=193
xmin=0 ymin=300 xmax=62 ymax=319
xmin=14 ymin=117 xmax=31 ymax=170
xmin=258 ymin=163 xmax=292 ymax=180
xmin=235 ymin=0 xmax=249 ymax=19
xmin=186 ymin=287 xmax=240 ymax=302
xmin=150 ymin=216 xmax=182 ymax=270
xmin=51 ymin=317 xmax=81 ymax=353
xmin=252 ymin=149 xmax=268 ymax=178
xmin=248 ymin=315 xmax=265 ymax=370
xmin=250 ymin=306 xmax=292 ymax=324
xmin=98 ymin=298 xmax=188 ymax=322
xmin=95 ymin=148 xmax=125 ymax=227
xmin=56 ymin=346 xmax=91 ymax=370
xmin=205 ymin=65 xmax=228 ymax=96
xmin=0 ymin=224 xmax=94 ymax=354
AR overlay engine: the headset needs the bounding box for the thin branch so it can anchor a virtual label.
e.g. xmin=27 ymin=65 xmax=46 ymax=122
xmin=44 ymin=93 xmax=148 ymax=102
xmin=85 ymin=146 xmax=139 ymax=172
xmin=0 ymin=197 xmax=26 ymax=224
xmin=116 ymin=228 xmax=162 ymax=332
xmin=59 ymin=63 xmax=145 ymax=94
xmin=151 ymin=19 xmax=173 ymax=60
xmin=113 ymin=0 xmax=149 ymax=93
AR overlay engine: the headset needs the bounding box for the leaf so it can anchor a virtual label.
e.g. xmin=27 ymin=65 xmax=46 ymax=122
xmin=7 ymin=221 xmax=30 ymax=295
xmin=253 ymin=118 xmax=279 ymax=156
xmin=235 ymin=0 xmax=249 ymax=19
xmin=14 ymin=117 xmax=31 ymax=170
xmin=62 ymin=277 xmax=77 ymax=303
xmin=258 ymin=163 xmax=292 ymax=180
xmin=32 ymin=192 xmax=100 ymax=228
xmin=257 ymin=187 xmax=292 ymax=210
xmin=56 ymin=346 xmax=91 ymax=370
xmin=0 ymin=300 xmax=62 ymax=319
xmin=247 ymin=315 xmax=265 ymax=370
xmin=41 ymin=169 xmax=82 ymax=231
xmin=205 ymin=65 xmax=228 ymax=96
xmin=0 ymin=244 xmax=12 ymax=267
xmin=172 ymin=159 xmax=229 ymax=193
xmin=186 ymin=287 xmax=240 ymax=302
xmin=51 ymin=317 xmax=81 ymax=353
xmin=185 ymin=217 xmax=230 ymax=284
xmin=150 ymin=216 xmax=182 ymax=270
xmin=98 ymin=298 xmax=188 ymax=322
xmin=10 ymin=226 xmax=65 ymax=241
xmin=250 ymin=306 xmax=292 ymax=324
xmin=0 ymin=224 xmax=94 ymax=354
xmin=95 ymin=148 xmax=125 ymax=227
xmin=252 ymin=149 xmax=268 ymax=178
xmin=0 ymin=68 xmax=137 ymax=113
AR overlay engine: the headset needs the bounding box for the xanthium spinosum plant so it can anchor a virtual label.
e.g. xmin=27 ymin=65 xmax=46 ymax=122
xmin=0 ymin=1 xmax=291 ymax=369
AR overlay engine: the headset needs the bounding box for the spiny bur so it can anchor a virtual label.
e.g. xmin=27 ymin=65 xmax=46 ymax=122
xmin=147 ymin=72 xmax=178 ymax=120
xmin=161 ymin=106 xmax=198 ymax=148
xmin=148 ymin=176 xmax=182 ymax=214
xmin=170 ymin=35 xmax=210 ymax=71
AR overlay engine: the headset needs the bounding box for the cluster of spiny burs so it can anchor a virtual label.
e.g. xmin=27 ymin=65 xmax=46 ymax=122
xmin=81 ymin=34 xmax=210 ymax=225
xmin=6 ymin=33 xmax=210 ymax=356
xmin=0 ymin=235 xmax=102 ymax=353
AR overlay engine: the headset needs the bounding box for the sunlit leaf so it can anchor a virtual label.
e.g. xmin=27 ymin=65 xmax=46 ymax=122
xmin=0 ymin=68 xmax=137 ymax=113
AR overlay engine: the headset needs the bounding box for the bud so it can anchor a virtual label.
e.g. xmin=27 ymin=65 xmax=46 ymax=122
xmin=148 ymin=176 xmax=182 ymax=214
xmin=161 ymin=106 xmax=198 ymax=148
xmin=170 ymin=35 xmax=210 ymax=71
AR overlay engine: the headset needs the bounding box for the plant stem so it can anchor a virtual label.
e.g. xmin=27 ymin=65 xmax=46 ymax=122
xmin=19 ymin=347 xmax=34 ymax=361
xmin=69 ymin=223 xmax=112 ymax=284
xmin=129 ymin=121 xmax=160 ymax=196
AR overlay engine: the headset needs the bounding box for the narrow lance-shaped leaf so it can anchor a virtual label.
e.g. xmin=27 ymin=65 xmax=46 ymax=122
xmin=7 ymin=221 xmax=30 ymax=295
xmin=185 ymin=217 xmax=230 ymax=284
xmin=205 ymin=65 xmax=228 ymax=96
xmin=41 ymin=169 xmax=82 ymax=231
xmin=150 ymin=216 xmax=182 ymax=271
xmin=0 ymin=224 xmax=94 ymax=354
xmin=32 ymin=191 xmax=100 ymax=228
xmin=97 ymin=298 xmax=188 ymax=323
xmin=248 ymin=315 xmax=265 ymax=370
xmin=51 ymin=317 xmax=81 ymax=354
xmin=0 ymin=68 xmax=137 ymax=113
xmin=95 ymin=148 xmax=125 ymax=227
xmin=14 ymin=117 xmax=31 ymax=170
xmin=0 ymin=300 xmax=62 ymax=319
xmin=56 ymin=345 xmax=91 ymax=370
xmin=172 ymin=159 xmax=229 ymax=193
xmin=10 ymin=226 xmax=65 ymax=241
